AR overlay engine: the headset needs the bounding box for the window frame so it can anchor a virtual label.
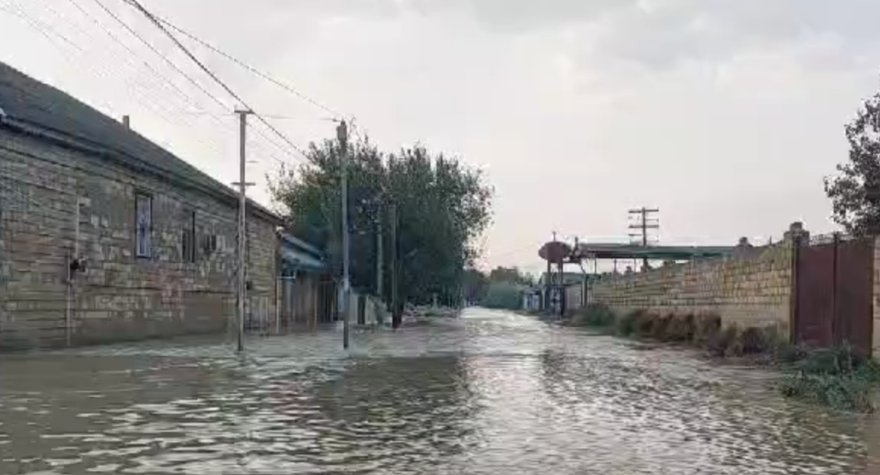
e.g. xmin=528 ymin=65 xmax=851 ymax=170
xmin=182 ymin=209 xmax=197 ymax=263
xmin=134 ymin=192 xmax=153 ymax=259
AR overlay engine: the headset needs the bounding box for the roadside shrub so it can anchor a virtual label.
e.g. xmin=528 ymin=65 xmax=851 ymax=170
xmin=779 ymin=343 xmax=880 ymax=413
xmin=572 ymin=304 xmax=616 ymax=328
xmin=708 ymin=325 xmax=738 ymax=357
xmin=481 ymin=282 xmax=525 ymax=310
xmin=694 ymin=313 xmax=722 ymax=345
xmin=650 ymin=314 xmax=672 ymax=339
xmin=665 ymin=314 xmax=695 ymax=342
xmin=780 ymin=372 xmax=875 ymax=412
xmin=758 ymin=326 xmax=806 ymax=363
xmin=616 ymin=310 xmax=642 ymax=336
xmin=740 ymin=327 xmax=768 ymax=354
xmin=797 ymin=344 xmax=874 ymax=376
xmin=635 ymin=313 xmax=658 ymax=337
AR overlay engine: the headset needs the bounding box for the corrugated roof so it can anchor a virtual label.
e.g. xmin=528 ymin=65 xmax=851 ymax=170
xmin=0 ymin=61 xmax=279 ymax=221
xmin=280 ymin=246 xmax=325 ymax=272
xmin=279 ymin=231 xmax=323 ymax=257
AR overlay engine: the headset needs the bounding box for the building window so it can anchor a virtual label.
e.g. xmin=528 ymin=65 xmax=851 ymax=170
xmin=135 ymin=193 xmax=152 ymax=258
xmin=182 ymin=211 xmax=196 ymax=263
xmin=202 ymin=234 xmax=218 ymax=257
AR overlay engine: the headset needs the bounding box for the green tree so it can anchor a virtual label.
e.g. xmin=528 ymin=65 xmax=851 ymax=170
xmin=269 ymin=134 xmax=492 ymax=306
xmin=825 ymin=90 xmax=880 ymax=235
xmin=462 ymin=267 xmax=488 ymax=304
xmin=481 ymin=282 xmax=524 ymax=310
xmin=488 ymin=266 xmax=532 ymax=285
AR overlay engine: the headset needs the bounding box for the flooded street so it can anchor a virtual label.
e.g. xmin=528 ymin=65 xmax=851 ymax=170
xmin=2 ymin=308 xmax=880 ymax=474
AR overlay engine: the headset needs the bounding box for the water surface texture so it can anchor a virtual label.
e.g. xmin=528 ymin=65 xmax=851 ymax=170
xmin=2 ymin=308 xmax=879 ymax=474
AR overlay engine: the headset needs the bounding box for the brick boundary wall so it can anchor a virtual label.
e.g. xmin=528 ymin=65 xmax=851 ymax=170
xmin=588 ymin=242 xmax=794 ymax=332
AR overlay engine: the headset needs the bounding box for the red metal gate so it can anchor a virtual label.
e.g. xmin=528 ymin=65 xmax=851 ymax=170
xmin=794 ymin=236 xmax=874 ymax=355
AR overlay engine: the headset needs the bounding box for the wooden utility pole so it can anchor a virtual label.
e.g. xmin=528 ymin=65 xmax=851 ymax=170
xmin=628 ymin=207 xmax=659 ymax=270
xmin=337 ymin=120 xmax=351 ymax=349
xmin=390 ymin=203 xmax=400 ymax=329
xmin=376 ymin=202 xmax=383 ymax=300
xmin=235 ymin=109 xmax=253 ymax=352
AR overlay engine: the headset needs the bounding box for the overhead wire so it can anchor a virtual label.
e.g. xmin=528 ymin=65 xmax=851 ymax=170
xmin=2 ymin=0 xmax=297 ymax=198
xmin=90 ymin=0 xmax=230 ymax=112
xmin=67 ymin=0 xmax=227 ymax=127
xmin=88 ymin=0 xmax=297 ymax=166
xmin=144 ymin=9 xmax=376 ymax=148
xmin=145 ymin=7 xmax=344 ymax=121
xmin=33 ymin=0 xmax=231 ymax=162
xmin=122 ymin=0 xmax=309 ymax=161
xmin=0 ymin=0 xmax=119 ymax=115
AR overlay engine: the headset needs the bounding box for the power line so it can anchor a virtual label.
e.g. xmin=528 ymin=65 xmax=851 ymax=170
xmin=93 ymin=0 xmax=302 ymax=163
xmin=121 ymin=0 xmax=309 ymax=160
xmin=4 ymin=0 xmax=296 ymax=179
xmin=32 ymin=0 xmax=231 ymax=160
xmin=0 ymin=0 xmax=83 ymax=52
xmin=0 ymin=0 xmax=120 ymax=115
xmin=68 ymin=0 xmax=226 ymax=124
xmin=91 ymin=0 xmax=230 ymax=112
xmin=142 ymin=7 xmax=343 ymax=120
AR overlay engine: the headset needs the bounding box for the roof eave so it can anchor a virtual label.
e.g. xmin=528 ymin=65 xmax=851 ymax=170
xmin=0 ymin=117 xmax=283 ymax=224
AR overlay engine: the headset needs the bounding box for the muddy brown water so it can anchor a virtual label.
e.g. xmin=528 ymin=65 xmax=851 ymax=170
xmin=1 ymin=308 xmax=879 ymax=474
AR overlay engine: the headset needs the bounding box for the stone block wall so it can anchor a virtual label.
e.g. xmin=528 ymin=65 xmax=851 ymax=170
xmin=589 ymin=243 xmax=793 ymax=331
xmin=0 ymin=128 xmax=278 ymax=350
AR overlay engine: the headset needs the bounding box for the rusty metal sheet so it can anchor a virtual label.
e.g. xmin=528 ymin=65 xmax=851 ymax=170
xmin=834 ymin=237 xmax=874 ymax=356
xmin=795 ymin=243 xmax=835 ymax=348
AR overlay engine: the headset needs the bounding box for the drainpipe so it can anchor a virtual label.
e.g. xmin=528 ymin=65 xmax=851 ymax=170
xmin=66 ymin=198 xmax=84 ymax=346
xmin=66 ymin=249 xmax=72 ymax=347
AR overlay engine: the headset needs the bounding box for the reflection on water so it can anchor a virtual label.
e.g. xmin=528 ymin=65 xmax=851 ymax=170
xmin=1 ymin=308 xmax=878 ymax=474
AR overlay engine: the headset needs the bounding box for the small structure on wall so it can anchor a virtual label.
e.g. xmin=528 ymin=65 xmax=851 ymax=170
xmin=277 ymin=231 xmax=335 ymax=328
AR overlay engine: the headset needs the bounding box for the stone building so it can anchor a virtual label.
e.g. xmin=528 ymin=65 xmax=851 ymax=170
xmin=0 ymin=61 xmax=282 ymax=350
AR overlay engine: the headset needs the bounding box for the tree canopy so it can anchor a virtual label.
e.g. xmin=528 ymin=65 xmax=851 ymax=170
xmin=462 ymin=266 xmax=534 ymax=310
xmin=825 ymin=90 xmax=880 ymax=235
xmin=270 ymin=134 xmax=492 ymax=306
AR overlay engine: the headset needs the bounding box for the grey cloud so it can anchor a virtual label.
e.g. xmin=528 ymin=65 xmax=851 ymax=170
xmin=584 ymin=0 xmax=880 ymax=70
xmin=386 ymin=0 xmax=880 ymax=70
xmin=407 ymin=0 xmax=634 ymax=31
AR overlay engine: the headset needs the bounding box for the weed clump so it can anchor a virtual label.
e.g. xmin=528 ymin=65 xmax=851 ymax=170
xmin=570 ymin=304 xmax=616 ymax=328
xmin=616 ymin=310 xmax=641 ymax=336
xmin=694 ymin=313 xmax=722 ymax=345
xmin=778 ymin=344 xmax=880 ymax=412
xmin=665 ymin=314 xmax=695 ymax=342
xmin=707 ymin=325 xmax=738 ymax=357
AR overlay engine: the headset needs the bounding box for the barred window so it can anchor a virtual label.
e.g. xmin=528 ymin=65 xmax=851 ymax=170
xmin=182 ymin=211 xmax=196 ymax=263
xmin=135 ymin=193 xmax=152 ymax=258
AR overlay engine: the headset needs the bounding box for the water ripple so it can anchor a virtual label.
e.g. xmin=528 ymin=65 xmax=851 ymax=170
xmin=0 ymin=308 xmax=877 ymax=474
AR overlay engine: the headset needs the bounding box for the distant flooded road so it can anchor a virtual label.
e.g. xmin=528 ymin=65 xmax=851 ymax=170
xmin=2 ymin=308 xmax=879 ymax=474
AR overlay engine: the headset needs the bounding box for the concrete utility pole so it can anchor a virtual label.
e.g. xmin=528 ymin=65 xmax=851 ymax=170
xmin=628 ymin=207 xmax=659 ymax=270
xmin=337 ymin=120 xmax=351 ymax=349
xmin=235 ymin=109 xmax=253 ymax=352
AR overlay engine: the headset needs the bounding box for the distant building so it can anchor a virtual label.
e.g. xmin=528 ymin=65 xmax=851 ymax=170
xmin=532 ymin=272 xmax=594 ymax=313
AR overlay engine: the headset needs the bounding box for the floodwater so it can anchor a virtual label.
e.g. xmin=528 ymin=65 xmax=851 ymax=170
xmin=1 ymin=309 xmax=879 ymax=474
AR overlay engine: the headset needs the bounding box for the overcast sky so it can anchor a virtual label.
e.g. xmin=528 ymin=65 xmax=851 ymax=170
xmin=2 ymin=0 xmax=879 ymax=274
